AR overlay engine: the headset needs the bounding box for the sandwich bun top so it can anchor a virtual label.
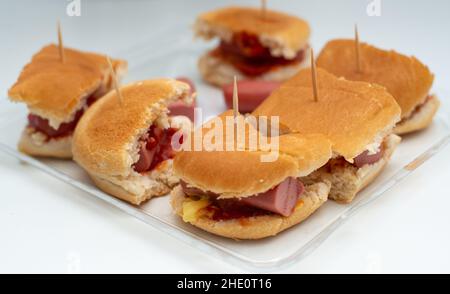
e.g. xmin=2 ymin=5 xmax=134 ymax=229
xmin=194 ymin=6 xmax=310 ymax=59
xmin=8 ymin=44 xmax=127 ymax=127
xmin=72 ymin=79 xmax=190 ymax=179
xmin=253 ymin=68 xmax=401 ymax=161
xmin=173 ymin=110 xmax=332 ymax=199
xmin=317 ymin=39 xmax=434 ymax=118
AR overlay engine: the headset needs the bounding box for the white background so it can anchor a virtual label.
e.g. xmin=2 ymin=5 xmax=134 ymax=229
xmin=1 ymin=0 xmax=450 ymax=273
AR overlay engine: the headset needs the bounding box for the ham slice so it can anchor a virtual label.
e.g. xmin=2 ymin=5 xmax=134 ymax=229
xmin=222 ymin=80 xmax=281 ymax=113
xmin=180 ymin=177 xmax=304 ymax=217
xmin=240 ymin=177 xmax=304 ymax=217
xmin=27 ymin=92 xmax=99 ymax=139
xmin=353 ymin=146 xmax=385 ymax=168
xmin=212 ymin=33 xmax=307 ymax=77
xmin=168 ymin=102 xmax=195 ymax=121
xmin=133 ymin=141 xmax=156 ymax=173
xmin=28 ymin=109 xmax=84 ymax=138
xmin=133 ymin=126 xmax=178 ymax=173
xmin=180 ymin=181 xmax=217 ymax=198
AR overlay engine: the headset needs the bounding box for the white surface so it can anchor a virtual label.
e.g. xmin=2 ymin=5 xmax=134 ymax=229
xmin=0 ymin=0 xmax=449 ymax=273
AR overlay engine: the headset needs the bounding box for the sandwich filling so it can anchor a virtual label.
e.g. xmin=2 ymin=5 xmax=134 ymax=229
xmin=26 ymin=94 xmax=98 ymax=140
xmin=210 ymin=32 xmax=307 ymax=77
xmin=352 ymin=144 xmax=385 ymax=168
xmin=180 ymin=177 xmax=304 ymax=222
xmin=133 ymin=125 xmax=181 ymax=173
xmin=331 ymin=138 xmax=386 ymax=169
xmin=303 ymin=134 xmax=400 ymax=203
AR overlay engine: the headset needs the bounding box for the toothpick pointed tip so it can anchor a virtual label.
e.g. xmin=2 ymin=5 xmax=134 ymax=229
xmin=57 ymin=20 xmax=65 ymax=63
xmin=310 ymin=48 xmax=319 ymax=102
xmin=354 ymin=24 xmax=362 ymax=73
xmin=106 ymin=55 xmax=113 ymax=67
xmin=260 ymin=0 xmax=267 ymax=20
xmin=106 ymin=56 xmax=124 ymax=106
xmin=232 ymin=76 xmax=239 ymax=119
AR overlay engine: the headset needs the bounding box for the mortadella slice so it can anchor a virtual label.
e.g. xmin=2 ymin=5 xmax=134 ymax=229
xmin=180 ymin=180 xmax=218 ymax=198
xmin=240 ymin=177 xmax=304 ymax=217
xmin=353 ymin=146 xmax=385 ymax=168
xmin=133 ymin=141 xmax=156 ymax=173
xmin=223 ymin=80 xmax=281 ymax=113
xmin=168 ymin=102 xmax=196 ymax=121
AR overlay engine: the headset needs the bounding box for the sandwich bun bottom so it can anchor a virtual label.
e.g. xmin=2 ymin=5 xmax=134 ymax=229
xmin=18 ymin=127 xmax=72 ymax=158
xmin=89 ymin=173 xmax=169 ymax=205
xmin=198 ymin=51 xmax=309 ymax=87
xmin=394 ymin=95 xmax=440 ymax=135
xmin=170 ymin=181 xmax=330 ymax=240
xmin=89 ymin=159 xmax=178 ymax=205
xmin=304 ymin=134 xmax=401 ymax=203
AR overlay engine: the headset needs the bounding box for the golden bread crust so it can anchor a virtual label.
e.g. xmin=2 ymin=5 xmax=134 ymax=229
xmin=173 ymin=111 xmax=332 ymax=198
xmin=72 ymin=79 xmax=190 ymax=178
xmin=394 ymin=95 xmax=440 ymax=135
xmin=253 ymin=68 xmax=401 ymax=160
xmin=317 ymin=39 xmax=434 ymax=118
xmin=8 ymin=44 xmax=127 ymax=126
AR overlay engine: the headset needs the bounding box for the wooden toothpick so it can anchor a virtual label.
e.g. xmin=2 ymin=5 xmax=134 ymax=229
xmin=106 ymin=56 xmax=123 ymax=106
xmin=310 ymin=48 xmax=319 ymax=102
xmin=57 ymin=21 xmax=65 ymax=63
xmin=261 ymin=0 xmax=267 ymax=20
xmin=355 ymin=24 xmax=362 ymax=73
xmin=232 ymin=76 xmax=240 ymax=120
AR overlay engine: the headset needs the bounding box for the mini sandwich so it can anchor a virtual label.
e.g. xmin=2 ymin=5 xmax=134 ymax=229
xmin=194 ymin=6 xmax=310 ymax=87
xmin=171 ymin=111 xmax=332 ymax=239
xmin=8 ymin=44 xmax=127 ymax=158
xmin=72 ymin=79 xmax=192 ymax=205
xmin=253 ymin=68 xmax=402 ymax=203
xmin=317 ymin=39 xmax=438 ymax=135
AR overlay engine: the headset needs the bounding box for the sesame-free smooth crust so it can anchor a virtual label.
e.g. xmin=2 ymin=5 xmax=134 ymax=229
xmin=72 ymin=79 xmax=190 ymax=178
xmin=317 ymin=39 xmax=434 ymax=119
xmin=8 ymin=44 xmax=127 ymax=125
xmin=253 ymin=68 xmax=401 ymax=161
xmin=173 ymin=110 xmax=332 ymax=198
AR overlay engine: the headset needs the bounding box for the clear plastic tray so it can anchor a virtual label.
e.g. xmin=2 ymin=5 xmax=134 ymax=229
xmin=1 ymin=34 xmax=449 ymax=271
